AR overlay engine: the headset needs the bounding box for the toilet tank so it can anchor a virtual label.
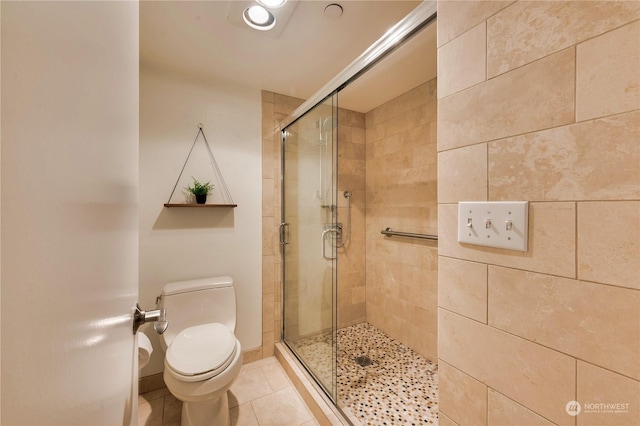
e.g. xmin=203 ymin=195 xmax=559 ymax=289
xmin=159 ymin=276 xmax=237 ymax=347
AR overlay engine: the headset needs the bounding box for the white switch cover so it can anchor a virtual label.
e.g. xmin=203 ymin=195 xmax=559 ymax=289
xmin=458 ymin=201 xmax=529 ymax=251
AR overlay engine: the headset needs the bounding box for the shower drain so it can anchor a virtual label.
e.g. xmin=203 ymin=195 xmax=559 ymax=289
xmin=354 ymin=355 xmax=372 ymax=367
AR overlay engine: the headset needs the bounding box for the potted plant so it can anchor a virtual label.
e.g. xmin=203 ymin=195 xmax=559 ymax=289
xmin=186 ymin=177 xmax=214 ymax=204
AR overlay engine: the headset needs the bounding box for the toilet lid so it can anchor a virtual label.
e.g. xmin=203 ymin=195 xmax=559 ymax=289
xmin=166 ymin=323 xmax=236 ymax=376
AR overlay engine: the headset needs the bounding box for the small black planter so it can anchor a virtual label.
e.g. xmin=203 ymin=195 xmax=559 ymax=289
xmin=195 ymin=194 xmax=207 ymax=204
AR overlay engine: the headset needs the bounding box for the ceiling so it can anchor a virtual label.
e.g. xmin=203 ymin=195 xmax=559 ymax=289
xmin=140 ymin=0 xmax=437 ymax=113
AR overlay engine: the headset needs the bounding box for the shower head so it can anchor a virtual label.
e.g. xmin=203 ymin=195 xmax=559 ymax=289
xmin=323 ymin=117 xmax=337 ymax=130
xmin=312 ymin=118 xmax=328 ymax=146
xmin=310 ymin=117 xmax=337 ymax=146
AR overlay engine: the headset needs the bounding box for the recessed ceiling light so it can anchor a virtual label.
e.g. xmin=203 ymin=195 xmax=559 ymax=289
xmin=324 ymin=3 xmax=343 ymax=19
xmin=257 ymin=0 xmax=287 ymax=9
xmin=243 ymin=5 xmax=276 ymax=31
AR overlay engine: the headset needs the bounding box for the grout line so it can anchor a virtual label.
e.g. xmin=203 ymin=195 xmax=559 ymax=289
xmin=575 ymin=201 xmax=579 ymax=280
xmin=574 ymin=45 xmax=578 ymax=124
xmin=486 ymin=385 xmax=558 ymax=426
xmin=485 ymin=263 xmax=490 ymax=325
xmin=575 ymin=358 xmax=579 ymax=414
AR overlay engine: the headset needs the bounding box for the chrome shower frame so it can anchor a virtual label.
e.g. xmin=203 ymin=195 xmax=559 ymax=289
xmin=280 ymin=1 xmax=437 ymax=130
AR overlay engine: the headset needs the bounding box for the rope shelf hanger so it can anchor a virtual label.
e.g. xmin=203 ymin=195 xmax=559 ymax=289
xmin=164 ymin=124 xmax=237 ymax=208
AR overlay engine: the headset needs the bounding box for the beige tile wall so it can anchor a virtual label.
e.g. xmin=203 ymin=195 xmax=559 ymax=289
xmin=255 ymin=91 xmax=305 ymax=363
xmin=437 ymin=2 xmax=640 ymax=426
xmin=365 ymin=79 xmax=439 ymax=361
xmin=259 ymin=92 xmax=367 ymax=357
xmin=337 ymin=108 xmax=367 ymax=329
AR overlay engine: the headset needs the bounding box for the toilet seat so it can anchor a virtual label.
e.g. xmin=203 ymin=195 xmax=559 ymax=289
xmin=166 ymin=323 xmax=237 ymax=382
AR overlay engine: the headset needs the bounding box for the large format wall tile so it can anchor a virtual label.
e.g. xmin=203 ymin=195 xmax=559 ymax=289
xmin=274 ymin=93 xmax=304 ymax=116
xmin=365 ymin=80 xmax=439 ymax=360
xmin=439 ymin=309 xmax=576 ymax=425
xmin=439 ymin=48 xmax=575 ymax=151
xmin=488 ymin=389 xmax=555 ymax=426
xmin=262 ymin=216 xmax=276 ymax=256
xmin=366 ymin=240 xmax=439 ymax=360
xmin=337 ymin=107 xmax=367 ymax=329
xmin=437 ymin=1 xmax=639 ymax=425
xmin=261 ymin=91 xmax=304 ymax=356
xmin=487 ymin=1 xmax=640 ymax=78
xmin=439 ymin=202 xmax=576 ymax=278
xmin=489 ymin=266 xmax=640 ymax=380
xmin=488 ymin=111 xmax=640 ymax=201
xmin=578 ymin=201 xmax=640 ymax=290
xmin=262 ymin=139 xmax=275 ymax=180
xmin=438 ymin=143 xmax=487 ymax=203
xmin=438 ymin=22 xmax=486 ymax=99
xmin=577 ymin=361 xmax=640 ymax=426
xmin=262 ymin=100 xmax=276 ymax=142
xmin=439 ymin=413 xmax=458 ymax=426
xmin=439 ymin=361 xmax=487 ymax=425
xmin=438 ymin=256 xmax=487 ymax=323
xmin=367 ymin=79 xmax=437 ymax=128
xmin=577 ymin=20 xmax=640 ymax=122
xmin=262 ymin=178 xmax=274 ymax=217
xmin=437 ymin=0 xmax=513 ymax=47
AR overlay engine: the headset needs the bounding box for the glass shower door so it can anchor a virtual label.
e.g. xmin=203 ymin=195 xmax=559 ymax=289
xmin=281 ymin=94 xmax=338 ymax=400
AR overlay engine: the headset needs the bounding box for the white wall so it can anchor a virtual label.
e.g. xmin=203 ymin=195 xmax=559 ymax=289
xmin=139 ymin=66 xmax=262 ymax=376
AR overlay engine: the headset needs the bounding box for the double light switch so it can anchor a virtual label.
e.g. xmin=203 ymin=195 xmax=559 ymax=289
xmin=458 ymin=201 xmax=529 ymax=251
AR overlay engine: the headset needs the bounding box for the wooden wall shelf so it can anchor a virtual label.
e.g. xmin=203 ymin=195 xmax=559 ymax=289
xmin=164 ymin=203 xmax=238 ymax=208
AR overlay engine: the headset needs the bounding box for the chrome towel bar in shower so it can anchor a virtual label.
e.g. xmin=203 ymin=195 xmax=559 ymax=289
xmin=381 ymin=227 xmax=438 ymax=241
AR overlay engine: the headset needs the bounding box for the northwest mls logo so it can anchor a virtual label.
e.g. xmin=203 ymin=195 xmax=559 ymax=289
xmin=566 ymin=401 xmax=581 ymax=416
xmin=566 ymin=400 xmax=630 ymax=416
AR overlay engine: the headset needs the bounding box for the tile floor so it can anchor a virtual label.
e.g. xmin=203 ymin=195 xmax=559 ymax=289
xmin=291 ymin=322 xmax=439 ymax=425
xmin=139 ymin=323 xmax=438 ymax=426
xmin=138 ymin=357 xmax=318 ymax=426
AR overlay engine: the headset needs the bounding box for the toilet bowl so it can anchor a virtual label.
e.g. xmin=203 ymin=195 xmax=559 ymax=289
xmin=159 ymin=276 xmax=243 ymax=426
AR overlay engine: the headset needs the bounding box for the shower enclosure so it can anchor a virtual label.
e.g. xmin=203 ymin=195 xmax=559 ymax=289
xmin=278 ymin=1 xmax=438 ymax=419
xmin=280 ymin=93 xmax=340 ymax=400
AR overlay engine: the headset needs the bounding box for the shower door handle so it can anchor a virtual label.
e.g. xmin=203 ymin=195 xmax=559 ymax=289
xmin=322 ymin=228 xmax=338 ymax=261
xmin=279 ymin=223 xmax=290 ymax=245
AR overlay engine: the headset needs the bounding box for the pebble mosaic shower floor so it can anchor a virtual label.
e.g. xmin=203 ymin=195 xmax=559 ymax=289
xmin=290 ymin=322 xmax=439 ymax=425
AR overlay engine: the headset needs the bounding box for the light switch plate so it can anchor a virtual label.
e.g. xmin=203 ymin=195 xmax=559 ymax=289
xmin=458 ymin=201 xmax=529 ymax=251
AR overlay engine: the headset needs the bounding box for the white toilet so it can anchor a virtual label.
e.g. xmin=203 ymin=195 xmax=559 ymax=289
xmin=159 ymin=276 xmax=243 ymax=426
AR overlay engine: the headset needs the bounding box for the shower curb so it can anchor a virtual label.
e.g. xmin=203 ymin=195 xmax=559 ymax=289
xmin=275 ymin=342 xmax=358 ymax=426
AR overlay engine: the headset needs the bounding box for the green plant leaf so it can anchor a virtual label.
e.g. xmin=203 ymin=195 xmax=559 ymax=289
xmin=185 ymin=176 xmax=215 ymax=195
